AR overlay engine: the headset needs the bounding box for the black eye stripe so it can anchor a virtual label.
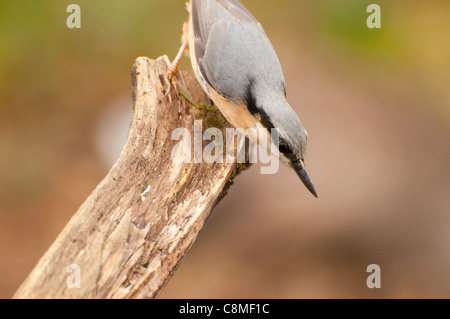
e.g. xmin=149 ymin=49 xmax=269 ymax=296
xmin=278 ymin=141 xmax=291 ymax=154
xmin=279 ymin=137 xmax=297 ymax=162
xmin=244 ymin=78 xmax=275 ymax=130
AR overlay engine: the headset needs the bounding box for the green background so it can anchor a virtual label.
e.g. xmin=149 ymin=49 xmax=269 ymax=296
xmin=1 ymin=0 xmax=449 ymax=298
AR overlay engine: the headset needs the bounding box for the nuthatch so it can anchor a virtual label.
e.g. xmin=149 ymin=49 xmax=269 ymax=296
xmin=166 ymin=0 xmax=318 ymax=198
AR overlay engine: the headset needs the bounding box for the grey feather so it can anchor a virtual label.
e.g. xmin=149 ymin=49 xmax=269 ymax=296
xmin=191 ymin=0 xmax=308 ymax=163
xmin=192 ymin=0 xmax=284 ymax=100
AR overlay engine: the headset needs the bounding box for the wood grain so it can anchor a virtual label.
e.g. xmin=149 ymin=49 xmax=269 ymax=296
xmin=13 ymin=56 xmax=249 ymax=299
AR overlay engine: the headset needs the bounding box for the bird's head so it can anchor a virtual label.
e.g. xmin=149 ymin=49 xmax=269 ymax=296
xmin=243 ymin=80 xmax=318 ymax=198
xmin=277 ymin=123 xmax=318 ymax=198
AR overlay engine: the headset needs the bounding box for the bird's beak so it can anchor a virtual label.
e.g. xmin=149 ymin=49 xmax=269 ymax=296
xmin=294 ymin=159 xmax=318 ymax=198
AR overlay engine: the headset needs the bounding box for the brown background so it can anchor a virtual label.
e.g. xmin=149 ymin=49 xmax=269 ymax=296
xmin=0 ymin=0 xmax=449 ymax=298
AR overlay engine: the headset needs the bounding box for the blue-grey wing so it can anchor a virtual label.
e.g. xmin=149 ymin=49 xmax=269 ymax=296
xmin=191 ymin=0 xmax=285 ymax=101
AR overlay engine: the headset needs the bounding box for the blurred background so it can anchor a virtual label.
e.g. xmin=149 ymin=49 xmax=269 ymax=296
xmin=1 ymin=0 xmax=449 ymax=298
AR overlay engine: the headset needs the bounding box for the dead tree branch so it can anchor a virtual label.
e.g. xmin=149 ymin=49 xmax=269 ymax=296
xmin=13 ymin=56 xmax=248 ymax=299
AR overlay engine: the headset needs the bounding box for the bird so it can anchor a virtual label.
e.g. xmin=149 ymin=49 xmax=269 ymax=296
xmin=165 ymin=0 xmax=318 ymax=198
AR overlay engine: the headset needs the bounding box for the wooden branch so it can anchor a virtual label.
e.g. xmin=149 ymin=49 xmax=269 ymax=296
xmin=13 ymin=56 xmax=249 ymax=299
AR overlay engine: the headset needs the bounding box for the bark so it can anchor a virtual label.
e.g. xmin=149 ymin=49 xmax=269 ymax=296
xmin=13 ymin=56 xmax=249 ymax=299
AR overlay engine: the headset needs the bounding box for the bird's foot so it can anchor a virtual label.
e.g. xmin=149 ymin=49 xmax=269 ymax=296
xmin=157 ymin=56 xmax=178 ymax=102
xmin=159 ymin=41 xmax=188 ymax=101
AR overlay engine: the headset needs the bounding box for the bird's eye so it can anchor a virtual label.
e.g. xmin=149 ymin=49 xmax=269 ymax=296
xmin=279 ymin=143 xmax=290 ymax=155
xmin=278 ymin=138 xmax=292 ymax=155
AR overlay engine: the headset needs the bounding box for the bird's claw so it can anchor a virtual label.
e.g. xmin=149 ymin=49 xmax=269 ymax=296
xmin=157 ymin=55 xmax=178 ymax=101
xmin=159 ymin=40 xmax=188 ymax=101
xmin=163 ymin=73 xmax=174 ymax=101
